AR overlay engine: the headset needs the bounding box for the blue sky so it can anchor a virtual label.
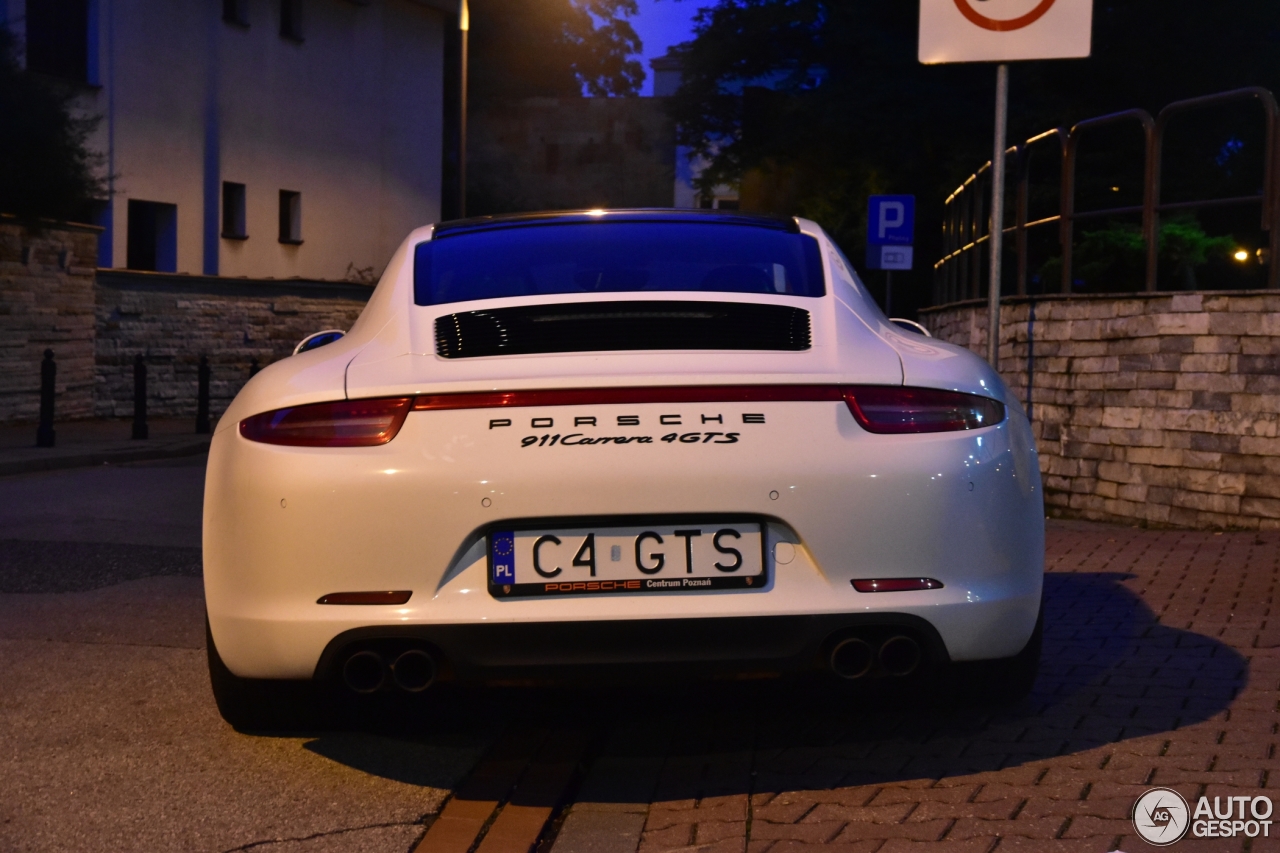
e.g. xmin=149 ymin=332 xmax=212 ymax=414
xmin=629 ymin=0 xmax=703 ymax=95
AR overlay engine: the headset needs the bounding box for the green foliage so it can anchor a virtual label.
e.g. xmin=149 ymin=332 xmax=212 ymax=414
xmin=0 ymin=29 xmax=103 ymax=222
xmin=469 ymin=0 xmax=644 ymax=103
xmin=1039 ymin=216 xmax=1236 ymax=292
xmin=1160 ymin=217 xmax=1236 ymax=290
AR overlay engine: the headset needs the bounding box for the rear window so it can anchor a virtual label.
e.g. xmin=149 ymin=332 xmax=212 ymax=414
xmin=414 ymin=222 xmax=826 ymax=306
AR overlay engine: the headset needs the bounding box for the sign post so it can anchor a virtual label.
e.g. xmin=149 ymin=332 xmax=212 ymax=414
xmin=989 ymin=64 xmax=1008 ymax=367
xmin=919 ymin=0 xmax=1093 ymax=366
xmin=866 ymin=195 xmax=916 ymax=316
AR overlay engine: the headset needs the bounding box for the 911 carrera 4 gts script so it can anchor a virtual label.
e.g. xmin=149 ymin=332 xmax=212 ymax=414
xmin=519 ymin=432 xmax=741 ymax=447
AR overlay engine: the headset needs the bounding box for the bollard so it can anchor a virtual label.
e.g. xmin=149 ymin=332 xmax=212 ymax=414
xmin=249 ymin=357 xmax=260 ymax=378
xmin=196 ymin=355 xmax=211 ymax=434
xmin=132 ymin=354 xmax=148 ymax=440
xmin=36 ymin=349 xmax=56 ymax=447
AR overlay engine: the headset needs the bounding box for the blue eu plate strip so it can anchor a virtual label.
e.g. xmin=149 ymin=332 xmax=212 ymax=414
xmin=491 ymin=531 xmax=516 ymax=584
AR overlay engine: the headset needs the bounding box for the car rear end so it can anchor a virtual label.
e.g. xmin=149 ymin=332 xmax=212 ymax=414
xmin=204 ymin=211 xmax=1043 ymax=698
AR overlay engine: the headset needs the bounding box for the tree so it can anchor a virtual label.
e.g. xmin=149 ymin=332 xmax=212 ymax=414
xmin=468 ymin=0 xmax=644 ymax=103
xmin=668 ymin=0 xmax=1280 ymax=315
xmin=0 ymin=29 xmax=103 ymax=222
xmin=1039 ymin=216 xmax=1234 ymax=293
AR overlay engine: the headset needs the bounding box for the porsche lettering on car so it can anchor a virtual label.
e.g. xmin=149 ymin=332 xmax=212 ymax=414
xmin=203 ymin=209 xmax=1044 ymax=728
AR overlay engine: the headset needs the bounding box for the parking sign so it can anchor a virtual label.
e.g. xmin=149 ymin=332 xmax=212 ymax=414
xmin=866 ymin=195 xmax=915 ymax=271
xmin=867 ymin=196 xmax=915 ymax=246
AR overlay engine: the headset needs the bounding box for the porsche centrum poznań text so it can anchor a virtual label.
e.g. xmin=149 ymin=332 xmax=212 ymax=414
xmin=203 ymin=209 xmax=1045 ymax=728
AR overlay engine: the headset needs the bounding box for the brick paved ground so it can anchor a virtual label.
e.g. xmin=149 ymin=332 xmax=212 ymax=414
xmin=544 ymin=520 xmax=1279 ymax=853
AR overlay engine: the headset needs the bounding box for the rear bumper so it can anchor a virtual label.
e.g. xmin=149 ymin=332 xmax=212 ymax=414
xmin=314 ymin=612 xmax=951 ymax=682
xmin=204 ymin=399 xmax=1045 ymax=679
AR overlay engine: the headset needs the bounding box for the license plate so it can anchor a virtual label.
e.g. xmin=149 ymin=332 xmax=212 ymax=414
xmin=488 ymin=523 xmax=766 ymax=597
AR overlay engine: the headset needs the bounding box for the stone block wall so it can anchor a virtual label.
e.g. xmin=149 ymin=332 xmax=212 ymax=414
xmin=0 ymin=218 xmax=371 ymax=427
xmin=0 ymin=219 xmax=100 ymax=423
xmin=95 ymin=271 xmax=370 ymax=422
xmin=921 ymin=291 xmax=1280 ymax=530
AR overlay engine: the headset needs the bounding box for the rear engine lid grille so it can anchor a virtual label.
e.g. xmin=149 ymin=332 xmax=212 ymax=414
xmin=434 ymin=300 xmax=811 ymax=359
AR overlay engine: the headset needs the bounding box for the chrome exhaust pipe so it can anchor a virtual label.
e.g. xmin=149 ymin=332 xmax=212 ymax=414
xmin=391 ymin=649 xmax=436 ymax=693
xmin=878 ymin=635 xmax=921 ymax=677
xmin=829 ymin=637 xmax=874 ymax=679
xmin=342 ymin=650 xmax=387 ymax=693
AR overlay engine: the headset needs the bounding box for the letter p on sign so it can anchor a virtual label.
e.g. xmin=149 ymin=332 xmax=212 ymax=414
xmin=878 ymin=203 xmax=905 ymax=240
xmin=867 ymin=196 xmax=915 ymax=246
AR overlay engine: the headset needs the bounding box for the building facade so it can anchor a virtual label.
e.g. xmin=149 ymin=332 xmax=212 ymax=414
xmin=3 ymin=0 xmax=455 ymax=281
xmin=469 ymin=95 xmax=675 ymax=215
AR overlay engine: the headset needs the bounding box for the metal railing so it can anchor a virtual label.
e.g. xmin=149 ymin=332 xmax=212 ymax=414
xmin=935 ymin=87 xmax=1280 ymax=301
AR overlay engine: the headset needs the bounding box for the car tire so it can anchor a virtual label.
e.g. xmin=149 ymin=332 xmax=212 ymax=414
xmin=951 ymin=607 xmax=1043 ymax=707
xmin=206 ymin=617 xmax=325 ymax=731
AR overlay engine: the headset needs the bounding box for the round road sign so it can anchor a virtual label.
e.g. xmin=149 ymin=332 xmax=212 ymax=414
xmin=952 ymin=0 xmax=1058 ymax=32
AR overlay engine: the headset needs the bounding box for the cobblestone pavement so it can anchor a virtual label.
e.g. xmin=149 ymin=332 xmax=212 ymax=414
xmin=540 ymin=520 xmax=1278 ymax=853
xmin=3 ymin=463 xmax=1277 ymax=853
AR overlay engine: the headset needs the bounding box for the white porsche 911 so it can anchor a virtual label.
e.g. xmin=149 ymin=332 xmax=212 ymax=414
xmin=204 ymin=210 xmax=1044 ymax=728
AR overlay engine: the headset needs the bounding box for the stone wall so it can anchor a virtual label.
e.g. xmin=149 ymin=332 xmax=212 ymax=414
xmin=0 ymin=218 xmax=372 ymax=426
xmin=0 ymin=219 xmax=100 ymax=423
xmin=921 ymin=291 xmax=1280 ymax=530
xmin=94 ymin=271 xmax=371 ymax=421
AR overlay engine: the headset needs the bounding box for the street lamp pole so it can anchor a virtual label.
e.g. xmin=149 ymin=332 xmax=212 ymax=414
xmin=458 ymin=0 xmax=469 ymax=219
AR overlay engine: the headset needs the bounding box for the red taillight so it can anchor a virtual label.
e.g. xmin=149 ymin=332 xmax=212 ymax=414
xmin=841 ymin=386 xmax=1004 ymax=434
xmin=239 ymin=398 xmax=412 ymax=447
xmin=852 ymin=578 xmax=944 ymax=593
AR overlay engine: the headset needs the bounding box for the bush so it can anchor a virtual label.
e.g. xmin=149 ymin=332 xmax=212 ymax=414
xmin=1039 ymin=216 xmax=1234 ymax=292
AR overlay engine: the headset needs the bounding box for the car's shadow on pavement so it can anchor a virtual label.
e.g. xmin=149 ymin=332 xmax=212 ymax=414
xmin=300 ymin=570 xmax=1247 ymax=799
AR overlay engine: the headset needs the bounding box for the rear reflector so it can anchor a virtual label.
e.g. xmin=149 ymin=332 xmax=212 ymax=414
xmin=317 ymin=591 xmax=413 ymax=605
xmin=240 ymin=398 xmax=412 ymax=447
xmin=852 ymin=578 xmax=944 ymax=593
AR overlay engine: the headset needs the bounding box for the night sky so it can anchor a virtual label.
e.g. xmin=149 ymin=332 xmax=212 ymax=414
xmin=631 ymin=0 xmax=701 ymax=95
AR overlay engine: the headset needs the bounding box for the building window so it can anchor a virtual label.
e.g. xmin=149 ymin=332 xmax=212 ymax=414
xmin=126 ymin=200 xmax=178 ymax=272
xmin=278 ymin=191 xmax=302 ymax=244
xmin=223 ymin=0 xmax=250 ymax=27
xmin=280 ymin=0 xmax=303 ymax=41
xmin=25 ymin=0 xmax=89 ymax=82
xmin=222 ymin=183 xmax=247 ymax=239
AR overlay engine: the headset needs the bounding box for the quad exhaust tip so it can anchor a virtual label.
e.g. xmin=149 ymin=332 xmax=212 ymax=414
xmin=878 ymin=635 xmax=921 ymax=677
xmin=828 ymin=634 xmax=922 ymax=679
xmin=392 ymin=649 xmax=437 ymax=692
xmin=342 ymin=650 xmax=387 ymax=693
xmin=342 ymin=648 xmax=438 ymax=693
xmin=829 ymin=637 xmax=874 ymax=679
